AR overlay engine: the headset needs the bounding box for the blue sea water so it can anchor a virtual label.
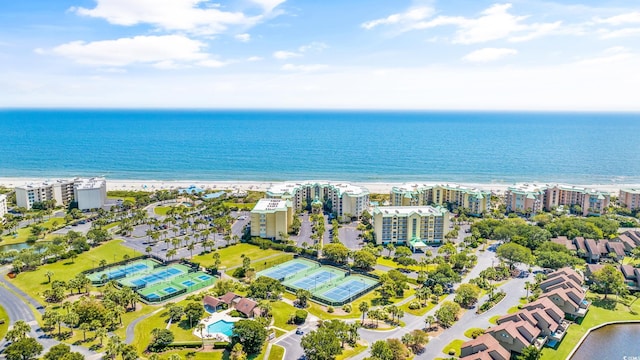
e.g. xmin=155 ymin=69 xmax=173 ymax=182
xmin=0 ymin=109 xmax=639 ymax=184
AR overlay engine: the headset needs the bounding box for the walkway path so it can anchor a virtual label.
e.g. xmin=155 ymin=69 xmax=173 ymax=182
xmin=125 ymin=308 xmax=165 ymax=344
xmin=0 ymin=272 xmax=102 ymax=359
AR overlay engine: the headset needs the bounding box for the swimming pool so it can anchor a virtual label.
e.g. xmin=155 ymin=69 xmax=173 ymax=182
xmin=207 ymin=320 xmax=234 ymax=337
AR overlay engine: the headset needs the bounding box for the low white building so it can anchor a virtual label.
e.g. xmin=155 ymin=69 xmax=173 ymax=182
xmin=0 ymin=194 xmax=7 ymax=219
xmin=74 ymin=178 xmax=107 ymax=210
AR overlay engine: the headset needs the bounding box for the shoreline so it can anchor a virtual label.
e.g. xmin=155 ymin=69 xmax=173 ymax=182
xmin=0 ymin=177 xmax=636 ymax=195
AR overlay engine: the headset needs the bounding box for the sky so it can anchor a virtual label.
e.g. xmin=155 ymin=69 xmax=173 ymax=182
xmin=1 ymin=0 xmax=640 ymax=110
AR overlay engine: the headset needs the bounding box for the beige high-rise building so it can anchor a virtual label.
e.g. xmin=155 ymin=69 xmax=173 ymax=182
xmin=250 ymin=199 xmax=294 ymax=240
xmin=15 ymin=179 xmax=75 ymax=210
xmin=266 ymin=182 xmax=369 ymax=220
xmin=390 ymin=183 xmax=490 ymax=216
xmin=373 ymin=206 xmax=449 ymax=247
xmin=505 ymin=184 xmax=610 ymax=215
xmin=619 ymin=189 xmax=640 ymax=211
xmin=0 ymin=194 xmax=7 ymax=219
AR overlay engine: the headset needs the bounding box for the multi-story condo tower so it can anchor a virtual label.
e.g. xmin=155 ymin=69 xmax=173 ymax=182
xmin=15 ymin=178 xmax=107 ymax=210
xmin=390 ymin=183 xmax=490 ymax=216
xmin=619 ymin=189 xmax=640 ymax=211
xmin=250 ymin=199 xmax=294 ymax=240
xmin=0 ymin=194 xmax=7 ymax=219
xmin=505 ymin=184 xmax=610 ymax=215
xmin=266 ymin=182 xmax=369 ymax=220
xmin=373 ymin=205 xmax=449 ymax=249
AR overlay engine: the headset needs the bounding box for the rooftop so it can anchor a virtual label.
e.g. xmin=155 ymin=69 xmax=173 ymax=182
xmin=17 ymin=179 xmax=75 ymax=190
xmin=74 ymin=177 xmax=106 ymax=190
xmin=622 ymin=188 xmax=640 ymax=194
xmin=266 ymin=181 xmax=369 ymax=196
xmin=373 ymin=205 xmax=448 ymax=216
xmin=252 ymin=198 xmax=290 ymax=212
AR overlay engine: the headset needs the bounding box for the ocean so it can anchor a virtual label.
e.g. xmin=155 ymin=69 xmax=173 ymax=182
xmin=0 ymin=109 xmax=639 ymax=184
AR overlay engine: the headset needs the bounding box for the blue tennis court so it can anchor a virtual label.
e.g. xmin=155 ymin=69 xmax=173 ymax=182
xmin=104 ymin=263 xmax=148 ymax=280
xmin=182 ymin=280 xmax=196 ymax=287
xmin=163 ymin=287 xmax=178 ymax=294
xmin=261 ymin=262 xmax=309 ymax=280
xmin=320 ymin=279 xmax=371 ymax=302
xmin=290 ymin=270 xmax=338 ymax=290
xmin=198 ymin=275 xmax=211 ymax=281
xmin=130 ymin=267 xmax=183 ymax=287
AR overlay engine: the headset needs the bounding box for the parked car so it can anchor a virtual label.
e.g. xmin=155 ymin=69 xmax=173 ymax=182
xmin=296 ymin=328 xmax=304 ymax=335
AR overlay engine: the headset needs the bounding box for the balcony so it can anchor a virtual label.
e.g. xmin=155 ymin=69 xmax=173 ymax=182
xmin=549 ymin=321 xmax=571 ymax=342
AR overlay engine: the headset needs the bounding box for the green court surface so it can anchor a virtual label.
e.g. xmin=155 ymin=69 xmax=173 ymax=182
xmin=138 ymin=271 xmax=215 ymax=303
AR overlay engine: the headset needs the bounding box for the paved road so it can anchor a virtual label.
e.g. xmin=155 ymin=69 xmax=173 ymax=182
xmin=0 ymin=271 xmax=102 ymax=359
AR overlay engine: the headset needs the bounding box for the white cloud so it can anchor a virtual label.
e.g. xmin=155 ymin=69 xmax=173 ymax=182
xmin=596 ymin=12 xmax=640 ymax=26
xmin=273 ymin=50 xmax=301 ymax=59
xmin=51 ymin=35 xmax=224 ymax=68
xmin=463 ymin=47 xmax=518 ymax=62
xmin=281 ymin=63 xmax=328 ymax=72
xmin=235 ymin=33 xmax=251 ymax=42
xmin=361 ymin=6 xmax=433 ymax=30
xmin=365 ymin=3 xmax=564 ymax=44
xmin=598 ymin=27 xmax=640 ymax=39
xmin=198 ymin=59 xmax=227 ymax=68
xmin=73 ymin=0 xmax=283 ymax=35
xmin=298 ymin=41 xmax=328 ymax=53
xmin=247 ymin=56 xmax=263 ymax=62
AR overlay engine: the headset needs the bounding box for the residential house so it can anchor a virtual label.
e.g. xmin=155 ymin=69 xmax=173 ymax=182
xmin=551 ymin=236 xmax=576 ymax=253
xmin=486 ymin=320 xmax=543 ymax=354
xmin=460 ymin=334 xmax=510 ymax=360
xmin=616 ymin=230 xmax=640 ymax=253
xmin=235 ymin=298 xmax=259 ymax=318
xmin=539 ymin=286 xmax=589 ymax=319
xmin=540 ymin=267 xmax=583 ymax=291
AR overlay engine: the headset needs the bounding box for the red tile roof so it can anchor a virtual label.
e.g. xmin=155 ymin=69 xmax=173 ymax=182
xmin=235 ymin=298 xmax=258 ymax=317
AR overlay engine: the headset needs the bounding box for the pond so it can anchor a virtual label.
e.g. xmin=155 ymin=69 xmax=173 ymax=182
xmin=0 ymin=241 xmax=50 ymax=254
xmin=570 ymin=323 xmax=640 ymax=360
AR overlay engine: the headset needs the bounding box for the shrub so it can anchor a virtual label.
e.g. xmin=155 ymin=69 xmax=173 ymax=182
xmin=342 ymin=304 xmax=352 ymax=313
xmin=448 ymin=349 xmax=456 ymax=355
xmin=294 ymin=310 xmax=308 ymax=324
xmin=470 ymin=328 xmax=485 ymax=339
xmin=408 ymin=301 xmax=421 ymax=310
xmin=327 ymin=306 xmax=334 ymax=313
xmin=229 ymin=310 xmax=245 ymax=318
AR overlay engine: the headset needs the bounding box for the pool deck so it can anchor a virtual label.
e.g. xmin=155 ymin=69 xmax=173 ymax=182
xmin=195 ymin=309 xmax=239 ymax=342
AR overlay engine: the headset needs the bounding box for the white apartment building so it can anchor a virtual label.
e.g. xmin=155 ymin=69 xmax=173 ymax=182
xmin=266 ymin=181 xmax=370 ymax=220
xmin=391 ymin=183 xmax=491 ymax=216
xmin=74 ymin=178 xmax=107 ymax=210
xmin=250 ymin=199 xmax=294 ymax=240
xmin=0 ymin=194 xmax=7 ymax=219
xmin=373 ymin=205 xmax=450 ymax=247
xmin=15 ymin=178 xmax=107 ymax=210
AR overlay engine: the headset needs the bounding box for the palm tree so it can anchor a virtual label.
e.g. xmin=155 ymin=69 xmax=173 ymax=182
xmin=99 ymin=259 xmax=107 ymax=268
xmin=358 ymin=301 xmax=369 ymax=325
xmin=62 ymin=301 xmax=72 ymax=314
xmin=187 ymin=243 xmax=195 ymax=259
xmin=425 ymin=315 xmax=435 ymax=331
xmin=45 ymin=270 xmax=54 ymax=284
xmin=114 ymin=305 xmax=126 ymax=326
xmin=145 ymin=246 xmax=153 ymax=257
xmin=167 ymin=249 xmax=177 ymax=261
xmin=196 ymin=323 xmax=205 ymax=348
xmin=95 ymin=327 xmax=107 ymax=346
xmin=80 ymin=323 xmax=91 ymax=342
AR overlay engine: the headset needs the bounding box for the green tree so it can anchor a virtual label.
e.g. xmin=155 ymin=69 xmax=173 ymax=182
xmin=385 ymin=243 xmax=395 ymax=257
xmin=231 ymin=320 xmax=268 ymax=355
xmin=359 ymin=301 xmax=369 ymax=325
xmin=45 ymin=270 xmax=54 ymax=284
xmin=352 ymin=249 xmax=377 ymax=270
xmin=322 ymin=243 xmax=350 ymax=264
xmin=591 ymin=264 xmax=628 ymax=299
xmin=230 ymin=343 xmax=247 ymax=360
xmin=168 ymin=305 xmax=184 ymax=322
xmin=496 ymin=242 xmax=534 ymax=269
xmin=149 ymin=328 xmax=174 ymax=352
xmin=4 ymin=337 xmax=43 ymax=360
xmin=247 ymin=276 xmax=284 ymax=300
xmin=300 ymin=327 xmax=342 ymax=360
xmin=184 ymin=302 xmax=204 ymax=328
xmin=517 ymin=345 xmax=542 ymax=360
xmin=5 ymin=320 xmax=31 ymax=342
xmin=370 ymin=340 xmax=394 ymax=360
xmin=43 ymin=344 xmax=83 ymax=360
xmin=435 ymin=301 xmax=460 ymax=328
xmin=454 ymin=283 xmax=481 ymax=308
xmin=296 ymin=288 xmax=312 ymax=308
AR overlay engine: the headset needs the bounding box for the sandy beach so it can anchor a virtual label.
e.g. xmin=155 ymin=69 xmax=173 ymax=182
xmin=0 ymin=177 xmax=637 ymax=195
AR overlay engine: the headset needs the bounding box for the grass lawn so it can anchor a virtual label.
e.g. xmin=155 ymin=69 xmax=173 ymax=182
xmin=103 ymin=222 xmax=120 ymax=230
xmin=400 ymin=295 xmax=447 ymax=316
xmin=8 ymin=240 xmax=141 ymax=304
xmin=376 ymin=257 xmax=435 ymax=273
xmin=336 ymin=343 xmax=367 ymax=360
xmin=0 ymin=304 xmax=8 ymax=340
xmin=1 ymin=217 xmax=65 ymax=246
xmin=107 ymin=196 xmax=136 ymax=203
xmin=191 ymin=243 xmax=287 ymax=269
xmin=288 ymin=287 xmax=416 ymax=320
xmin=223 ymin=202 xmax=256 ymax=211
xmin=464 ymin=327 xmax=485 ymax=338
xmin=268 ymin=344 xmax=285 ymax=360
xmin=442 ymin=339 xmax=464 ymax=357
xmin=541 ymin=293 xmax=640 ymax=360
xmin=270 ymin=301 xmax=299 ymax=331
xmin=273 ymin=328 xmax=286 ymax=338
xmin=132 ymin=300 xmax=206 ymax=354
xmin=489 ymin=315 xmax=500 ymax=325
xmin=154 ymin=206 xmax=173 ymax=216
xmin=507 ymin=305 xmax=520 ymax=314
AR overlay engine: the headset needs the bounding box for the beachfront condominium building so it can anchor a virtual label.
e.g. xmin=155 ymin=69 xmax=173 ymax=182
xmin=0 ymin=194 xmax=7 ymax=219
xmin=15 ymin=179 xmax=75 ymax=210
xmin=390 ymin=183 xmax=491 ymax=216
xmin=74 ymin=178 xmax=107 ymax=211
xmin=15 ymin=178 xmax=107 ymax=210
xmin=266 ymin=182 xmax=369 ymax=220
xmin=619 ymin=189 xmax=640 ymax=211
xmin=250 ymin=199 xmax=294 ymax=241
xmin=373 ymin=206 xmax=449 ymax=247
xmin=505 ymin=184 xmax=610 ymax=216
